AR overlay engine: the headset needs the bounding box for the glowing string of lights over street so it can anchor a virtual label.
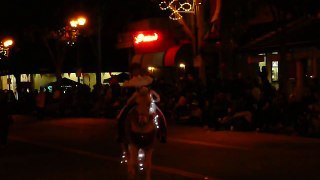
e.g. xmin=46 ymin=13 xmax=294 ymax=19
xmin=159 ymin=0 xmax=195 ymax=20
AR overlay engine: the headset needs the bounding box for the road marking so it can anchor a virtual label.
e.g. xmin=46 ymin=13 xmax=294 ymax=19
xmin=10 ymin=136 xmax=217 ymax=180
xmin=152 ymin=165 xmax=215 ymax=179
xmin=169 ymin=137 xmax=249 ymax=150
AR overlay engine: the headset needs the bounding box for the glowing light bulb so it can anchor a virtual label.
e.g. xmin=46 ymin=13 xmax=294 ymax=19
xmin=77 ymin=17 xmax=86 ymax=26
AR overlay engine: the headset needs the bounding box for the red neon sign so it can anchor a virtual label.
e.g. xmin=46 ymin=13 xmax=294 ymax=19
xmin=134 ymin=33 xmax=159 ymax=44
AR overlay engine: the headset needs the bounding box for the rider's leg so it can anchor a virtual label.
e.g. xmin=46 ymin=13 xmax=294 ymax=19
xmin=117 ymin=104 xmax=135 ymax=142
xmin=116 ymin=106 xmax=126 ymax=142
xmin=156 ymin=106 xmax=167 ymax=143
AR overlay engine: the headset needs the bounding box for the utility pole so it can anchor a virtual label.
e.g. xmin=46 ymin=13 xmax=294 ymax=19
xmin=194 ymin=0 xmax=206 ymax=85
xmin=158 ymin=0 xmax=206 ymax=84
xmin=95 ymin=1 xmax=108 ymax=86
xmin=96 ymin=13 xmax=102 ymax=85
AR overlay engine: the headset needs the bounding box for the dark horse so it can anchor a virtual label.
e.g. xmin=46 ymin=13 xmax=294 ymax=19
xmin=123 ymin=87 xmax=157 ymax=180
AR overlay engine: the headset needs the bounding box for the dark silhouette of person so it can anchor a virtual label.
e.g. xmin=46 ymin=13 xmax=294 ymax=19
xmin=35 ymin=87 xmax=46 ymax=120
xmin=0 ymin=90 xmax=13 ymax=148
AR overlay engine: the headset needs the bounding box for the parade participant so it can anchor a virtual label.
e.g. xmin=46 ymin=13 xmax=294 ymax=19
xmin=116 ymin=63 xmax=167 ymax=143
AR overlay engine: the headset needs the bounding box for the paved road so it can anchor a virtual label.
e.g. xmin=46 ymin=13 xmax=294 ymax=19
xmin=1 ymin=115 xmax=320 ymax=180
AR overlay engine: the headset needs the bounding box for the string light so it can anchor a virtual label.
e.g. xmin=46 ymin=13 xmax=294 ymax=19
xmin=120 ymin=151 xmax=127 ymax=164
xmin=138 ymin=149 xmax=145 ymax=171
xmin=169 ymin=11 xmax=183 ymax=20
xmin=149 ymin=93 xmax=160 ymax=129
xmin=154 ymin=115 xmax=160 ymax=129
xmin=159 ymin=0 xmax=195 ymax=20
xmin=178 ymin=2 xmax=193 ymax=11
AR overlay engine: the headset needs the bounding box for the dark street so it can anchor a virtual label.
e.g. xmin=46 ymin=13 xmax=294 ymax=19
xmin=1 ymin=115 xmax=320 ymax=179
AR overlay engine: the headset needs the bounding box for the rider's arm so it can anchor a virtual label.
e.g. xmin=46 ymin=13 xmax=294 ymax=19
xmin=150 ymin=90 xmax=160 ymax=102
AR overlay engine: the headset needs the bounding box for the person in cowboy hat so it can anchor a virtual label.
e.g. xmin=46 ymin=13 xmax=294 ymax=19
xmin=116 ymin=63 xmax=167 ymax=143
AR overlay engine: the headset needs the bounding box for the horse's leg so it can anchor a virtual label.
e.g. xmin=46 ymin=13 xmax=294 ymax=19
xmin=120 ymin=143 xmax=128 ymax=164
xmin=128 ymin=144 xmax=138 ymax=179
xmin=144 ymin=148 xmax=154 ymax=180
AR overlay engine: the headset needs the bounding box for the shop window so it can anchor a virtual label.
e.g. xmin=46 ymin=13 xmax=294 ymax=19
xmin=271 ymin=61 xmax=279 ymax=81
xmin=21 ymin=74 xmax=31 ymax=82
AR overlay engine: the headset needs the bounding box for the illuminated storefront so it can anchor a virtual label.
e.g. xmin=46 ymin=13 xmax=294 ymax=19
xmin=0 ymin=72 xmax=124 ymax=94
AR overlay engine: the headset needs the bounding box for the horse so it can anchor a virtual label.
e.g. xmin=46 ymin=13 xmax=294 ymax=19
xmin=123 ymin=87 xmax=158 ymax=180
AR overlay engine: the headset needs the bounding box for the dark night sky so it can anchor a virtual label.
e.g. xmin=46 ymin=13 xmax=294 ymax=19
xmin=0 ymin=0 xmax=167 ymax=73
xmin=1 ymin=0 xmax=165 ymax=33
xmin=2 ymin=0 xmax=319 ymax=37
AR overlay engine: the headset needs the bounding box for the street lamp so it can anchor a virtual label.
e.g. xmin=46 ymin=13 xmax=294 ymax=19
xmin=0 ymin=38 xmax=14 ymax=90
xmin=148 ymin=66 xmax=156 ymax=73
xmin=58 ymin=16 xmax=87 ymax=46
xmin=179 ymin=63 xmax=186 ymax=70
xmin=0 ymin=38 xmax=14 ymax=57
xmin=68 ymin=16 xmax=86 ymax=46
xmin=3 ymin=39 xmax=13 ymax=48
xmin=69 ymin=16 xmax=87 ymax=83
xmin=70 ymin=16 xmax=86 ymax=28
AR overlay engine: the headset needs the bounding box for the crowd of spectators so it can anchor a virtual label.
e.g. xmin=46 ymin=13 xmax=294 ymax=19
xmin=0 ymin=68 xmax=319 ymax=137
xmin=154 ymin=68 xmax=320 ymax=137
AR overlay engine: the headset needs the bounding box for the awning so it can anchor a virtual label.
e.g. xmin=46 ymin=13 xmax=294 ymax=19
xmin=130 ymin=43 xmax=193 ymax=67
xmin=164 ymin=45 xmax=181 ymax=66
xmin=166 ymin=43 xmax=193 ymax=66
xmin=240 ymin=18 xmax=320 ymax=52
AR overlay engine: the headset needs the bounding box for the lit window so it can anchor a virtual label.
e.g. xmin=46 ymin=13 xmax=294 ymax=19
xmin=272 ymin=61 xmax=279 ymax=81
